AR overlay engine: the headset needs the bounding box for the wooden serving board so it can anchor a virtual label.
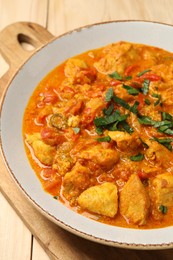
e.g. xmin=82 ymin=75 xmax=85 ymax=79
xmin=1 ymin=22 xmax=173 ymax=260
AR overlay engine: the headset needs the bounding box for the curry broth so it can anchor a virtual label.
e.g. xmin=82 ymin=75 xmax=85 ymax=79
xmin=23 ymin=41 xmax=173 ymax=229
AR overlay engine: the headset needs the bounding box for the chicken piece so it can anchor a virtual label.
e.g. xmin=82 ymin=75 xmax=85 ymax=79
xmin=64 ymin=58 xmax=87 ymax=78
xmin=108 ymin=131 xmax=141 ymax=152
xmin=81 ymin=98 xmax=105 ymax=126
xmin=26 ymin=133 xmax=56 ymax=165
xmin=161 ymin=89 xmax=173 ymax=106
xmin=120 ymin=174 xmax=150 ymax=225
xmin=94 ymin=41 xmax=132 ymax=74
xmin=78 ymin=182 xmax=118 ymax=217
xmin=127 ymin=113 xmax=141 ymax=133
xmin=151 ymin=64 xmax=173 ymax=83
xmin=79 ymin=145 xmax=119 ymax=171
xmin=52 ymin=142 xmax=74 ymax=176
xmin=145 ymin=141 xmax=173 ymax=168
xmin=85 ymin=97 xmax=105 ymax=114
xmin=63 ymin=162 xmax=91 ymax=202
xmin=36 ymin=105 xmax=53 ymax=124
xmin=139 ymin=104 xmax=162 ymax=122
xmin=64 ymin=58 xmax=96 ymax=85
xmin=150 ymin=173 xmax=173 ymax=208
xmin=67 ymin=115 xmax=80 ymax=127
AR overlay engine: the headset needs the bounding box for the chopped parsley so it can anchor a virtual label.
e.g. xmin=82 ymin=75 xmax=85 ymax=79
xmin=94 ymin=88 xmax=173 ymax=151
xmin=103 ymin=103 xmax=114 ymax=116
xmin=141 ymin=79 xmax=150 ymax=95
xmin=130 ymin=153 xmax=144 ymax=161
xmin=137 ymin=69 xmax=151 ymax=77
xmin=94 ymin=109 xmax=131 ymax=134
xmin=120 ymin=121 xmax=134 ymax=134
xmin=159 ymin=205 xmax=168 ymax=214
xmin=150 ymin=137 xmax=173 ymax=151
xmin=130 ymin=101 xmax=140 ymax=114
xmin=105 ymin=88 xmax=114 ymax=102
xmin=152 ymin=93 xmax=162 ymax=106
xmin=94 ymin=90 xmax=134 ymax=134
xmin=94 ymin=110 xmax=129 ymax=127
xmin=113 ymin=96 xmax=139 ymax=115
xmin=109 ymin=71 xmax=123 ymax=81
xmin=144 ymin=98 xmax=151 ymax=105
xmin=153 ymin=120 xmax=173 ymax=128
xmin=73 ymin=127 xmax=80 ymax=134
xmin=123 ymin=84 xmax=139 ymax=95
xmin=125 ymin=75 xmax=132 ymax=80
xmin=95 ymin=126 xmax=104 ymax=135
xmin=138 ymin=115 xmax=156 ymax=126
xmin=96 ymin=136 xmax=111 ymax=143
xmin=139 ymin=137 xmax=149 ymax=149
xmin=155 ymin=113 xmax=173 ymax=135
xmin=162 ymin=112 xmax=172 ymax=121
xmin=138 ymin=114 xmax=173 ymax=136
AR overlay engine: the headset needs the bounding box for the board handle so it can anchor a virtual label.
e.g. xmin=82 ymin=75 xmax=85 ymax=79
xmin=0 ymin=22 xmax=54 ymax=95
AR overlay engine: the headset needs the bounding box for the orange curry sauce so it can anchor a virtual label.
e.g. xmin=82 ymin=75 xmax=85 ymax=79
xmin=23 ymin=41 xmax=173 ymax=229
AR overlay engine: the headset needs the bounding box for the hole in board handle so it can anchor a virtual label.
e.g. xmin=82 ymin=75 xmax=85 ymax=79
xmin=17 ymin=33 xmax=35 ymax=51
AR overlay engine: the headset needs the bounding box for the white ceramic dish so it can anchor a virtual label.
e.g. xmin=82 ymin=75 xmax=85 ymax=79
xmin=1 ymin=20 xmax=173 ymax=249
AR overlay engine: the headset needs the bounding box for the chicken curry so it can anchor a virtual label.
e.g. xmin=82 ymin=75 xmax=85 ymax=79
xmin=23 ymin=41 xmax=173 ymax=229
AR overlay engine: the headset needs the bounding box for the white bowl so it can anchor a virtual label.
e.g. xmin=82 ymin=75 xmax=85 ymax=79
xmin=1 ymin=20 xmax=173 ymax=249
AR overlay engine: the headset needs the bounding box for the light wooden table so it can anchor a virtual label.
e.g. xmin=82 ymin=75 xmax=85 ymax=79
xmin=1 ymin=1 xmax=173 ymax=259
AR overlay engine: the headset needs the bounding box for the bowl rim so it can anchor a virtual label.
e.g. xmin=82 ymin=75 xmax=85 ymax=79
xmin=1 ymin=19 xmax=173 ymax=250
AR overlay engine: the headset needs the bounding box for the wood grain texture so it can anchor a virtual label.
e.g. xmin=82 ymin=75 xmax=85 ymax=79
xmin=0 ymin=21 xmax=54 ymax=98
xmin=0 ymin=192 xmax=32 ymax=260
xmin=0 ymin=1 xmax=49 ymax=259
xmin=2 ymin=157 xmax=173 ymax=260
xmin=32 ymin=239 xmax=50 ymax=260
xmin=48 ymin=0 xmax=173 ymax=36
xmin=1 ymin=0 xmax=173 ymax=259
xmin=0 ymin=0 xmax=48 ymax=30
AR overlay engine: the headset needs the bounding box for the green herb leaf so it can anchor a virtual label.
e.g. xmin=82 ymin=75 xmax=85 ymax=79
xmin=120 ymin=121 xmax=134 ymax=134
xmin=125 ymin=76 xmax=132 ymax=80
xmin=103 ymin=103 xmax=114 ymax=115
xmin=94 ymin=110 xmax=129 ymax=127
xmin=113 ymin=96 xmax=131 ymax=110
xmin=96 ymin=136 xmax=111 ymax=143
xmin=152 ymin=93 xmax=162 ymax=106
xmin=138 ymin=115 xmax=156 ymax=125
xmin=113 ymin=96 xmax=139 ymax=114
xmin=105 ymin=88 xmax=114 ymax=102
xmin=95 ymin=126 xmax=103 ymax=135
xmin=157 ymin=125 xmax=171 ymax=133
xmin=94 ymin=111 xmax=118 ymax=126
xmin=159 ymin=205 xmax=168 ymax=214
xmin=130 ymin=153 xmax=144 ymax=161
xmin=150 ymin=137 xmax=173 ymax=151
xmin=53 ymin=196 xmax=58 ymax=200
xmin=152 ymin=93 xmax=160 ymax=98
xmin=161 ymin=112 xmax=173 ymax=121
xmin=164 ymin=129 xmax=173 ymax=135
xmin=123 ymin=84 xmax=139 ymax=95
xmin=130 ymin=101 xmax=140 ymax=114
xmin=73 ymin=127 xmax=80 ymax=134
xmin=153 ymin=120 xmax=173 ymax=128
xmin=106 ymin=122 xmax=119 ymax=131
xmin=144 ymin=98 xmax=151 ymax=105
xmin=141 ymin=79 xmax=150 ymax=95
xmin=137 ymin=69 xmax=151 ymax=77
xmin=109 ymin=71 xmax=123 ymax=81
xmin=139 ymin=137 xmax=149 ymax=148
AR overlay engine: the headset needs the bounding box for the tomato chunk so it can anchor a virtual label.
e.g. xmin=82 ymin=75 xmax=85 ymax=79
xmin=41 ymin=127 xmax=66 ymax=146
